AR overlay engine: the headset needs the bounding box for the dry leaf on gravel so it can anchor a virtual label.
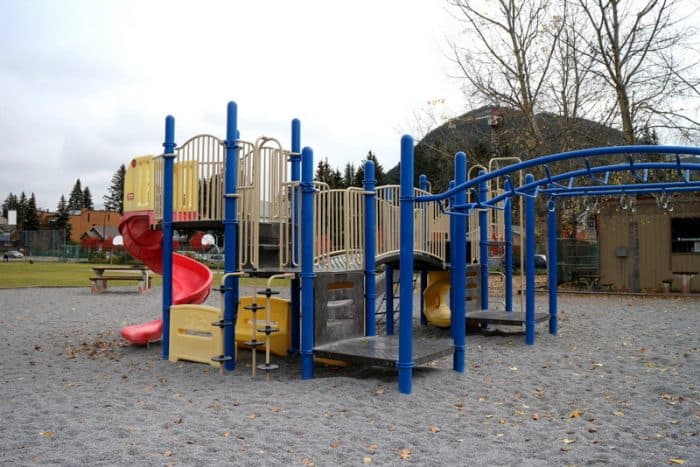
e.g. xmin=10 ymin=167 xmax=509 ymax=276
xmin=570 ymin=409 xmax=584 ymax=418
xmin=362 ymin=456 xmax=372 ymax=464
xmin=668 ymin=458 xmax=686 ymax=465
xmin=399 ymin=448 xmax=412 ymax=460
xmin=429 ymin=425 xmax=440 ymax=433
xmin=302 ymin=458 xmax=315 ymax=466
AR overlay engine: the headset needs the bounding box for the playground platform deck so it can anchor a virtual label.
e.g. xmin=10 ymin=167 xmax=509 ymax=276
xmin=313 ymin=334 xmax=454 ymax=367
xmin=465 ymin=310 xmax=549 ymax=326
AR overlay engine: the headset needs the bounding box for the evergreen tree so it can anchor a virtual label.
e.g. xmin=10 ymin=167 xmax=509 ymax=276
xmin=365 ymin=150 xmax=385 ymax=186
xmin=82 ymin=186 xmax=94 ymax=210
xmin=24 ymin=193 xmax=39 ymax=230
xmin=68 ymin=179 xmax=84 ymax=211
xmin=342 ymin=163 xmax=356 ymax=188
xmin=103 ymin=164 xmax=125 ymax=213
xmin=315 ymin=158 xmax=334 ymax=184
xmin=55 ymin=195 xmax=71 ymax=242
xmin=17 ymin=192 xmax=27 ymax=228
xmin=2 ymin=192 xmax=18 ymax=219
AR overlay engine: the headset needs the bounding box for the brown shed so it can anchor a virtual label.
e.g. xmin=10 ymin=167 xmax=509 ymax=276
xmin=597 ymin=193 xmax=700 ymax=292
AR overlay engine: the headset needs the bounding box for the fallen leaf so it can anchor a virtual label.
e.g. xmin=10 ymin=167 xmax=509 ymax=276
xmin=399 ymin=448 xmax=412 ymax=460
xmin=454 ymin=401 xmax=464 ymax=410
xmin=302 ymin=458 xmax=315 ymax=466
xmin=668 ymin=458 xmax=686 ymax=465
xmin=562 ymin=438 xmax=577 ymax=444
xmin=330 ymin=440 xmax=342 ymax=448
xmin=375 ymin=386 xmax=385 ymax=395
xmin=509 ymin=366 xmax=518 ymax=371
xmin=613 ymin=410 xmax=624 ymax=416
xmin=570 ymin=409 xmax=584 ymax=418
xmin=222 ymin=431 xmax=230 ymax=438
xmin=162 ymin=450 xmax=173 ymax=457
xmin=367 ymin=444 xmax=378 ymax=453
xmin=362 ymin=456 xmax=372 ymax=464
xmin=532 ymin=413 xmax=540 ymax=421
xmin=247 ymin=413 xmax=257 ymax=419
xmin=588 ymin=427 xmax=597 ymax=433
xmin=39 ymin=431 xmax=55 ymax=439
xmin=268 ymin=406 xmax=281 ymax=413
xmin=165 ymin=417 xmax=182 ymax=429
xmin=646 ymin=362 xmax=655 ymax=368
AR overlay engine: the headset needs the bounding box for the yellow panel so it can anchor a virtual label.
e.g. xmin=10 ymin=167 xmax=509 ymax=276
xmin=169 ymin=304 xmax=223 ymax=367
xmin=173 ymin=160 xmax=198 ymax=219
xmin=123 ymin=156 xmax=155 ymax=212
xmin=423 ymin=277 xmax=452 ymax=328
xmin=236 ymin=296 xmax=290 ymax=357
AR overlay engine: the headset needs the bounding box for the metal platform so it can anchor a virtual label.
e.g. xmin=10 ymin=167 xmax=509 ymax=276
xmin=313 ymin=335 xmax=454 ymax=368
xmin=465 ymin=310 xmax=549 ymax=326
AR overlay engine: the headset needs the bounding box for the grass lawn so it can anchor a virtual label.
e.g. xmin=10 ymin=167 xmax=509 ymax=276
xmin=0 ymin=261 xmax=287 ymax=289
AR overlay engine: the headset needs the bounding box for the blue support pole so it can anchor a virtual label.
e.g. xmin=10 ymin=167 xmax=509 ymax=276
xmin=452 ymin=153 xmax=467 ymax=373
xmin=524 ymin=173 xmax=537 ymax=345
xmin=364 ymin=160 xmax=377 ymax=336
xmin=300 ymin=147 xmax=316 ymax=379
xmin=223 ymin=101 xmax=240 ymax=370
xmin=398 ymin=135 xmax=416 ymax=394
xmin=448 ymin=180 xmax=456 ymax=340
xmin=479 ymin=170 xmax=489 ymax=311
xmin=419 ymin=174 xmax=429 ymax=326
xmin=385 ymin=265 xmax=394 ymax=336
xmin=161 ymin=115 xmax=176 ymax=360
xmin=290 ymin=118 xmax=301 ymax=354
xmin=547 ymin=200 xmax=558 ymax=335
xmin=504 ymin=198 xmax=513 ymax=312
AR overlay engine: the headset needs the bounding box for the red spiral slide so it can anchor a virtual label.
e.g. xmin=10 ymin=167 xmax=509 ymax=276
xmin=118 ymin=213 xmax=214 ymax=345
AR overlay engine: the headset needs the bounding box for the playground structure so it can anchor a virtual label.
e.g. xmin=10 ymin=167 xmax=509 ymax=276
xmin=118 ymin=100 xmax=700 ymax=394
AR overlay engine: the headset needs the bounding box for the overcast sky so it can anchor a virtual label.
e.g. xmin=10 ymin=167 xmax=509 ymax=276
xmin=1 ymin=0 xmax=464 ymax=211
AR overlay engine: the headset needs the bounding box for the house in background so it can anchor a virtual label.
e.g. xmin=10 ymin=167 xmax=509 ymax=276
xmin=597 ymin=193 xmax=700 ymax=292
xmin=68 ymin=209 xmax=122 ymax=244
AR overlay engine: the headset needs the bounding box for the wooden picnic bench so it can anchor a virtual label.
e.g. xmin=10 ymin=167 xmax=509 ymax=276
xmin=89 ymin=265 xmax=152 ymax=294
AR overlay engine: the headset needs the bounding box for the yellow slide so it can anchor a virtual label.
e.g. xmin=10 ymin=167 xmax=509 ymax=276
xmin=423 ymin=271 xmax=452 ymax=328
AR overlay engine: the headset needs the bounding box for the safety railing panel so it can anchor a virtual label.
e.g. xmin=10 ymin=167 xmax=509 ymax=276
xmin=375 ymin=186 xmax=448 ymax=266
xmin=314 ymin=186 xmax=365 ymax=270
xmin=237 ymin=137 xmax=291 ymax=270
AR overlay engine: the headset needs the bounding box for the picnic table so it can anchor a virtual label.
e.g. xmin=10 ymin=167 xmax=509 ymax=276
xmin=89 ymin=265 xmax=152 ymax=294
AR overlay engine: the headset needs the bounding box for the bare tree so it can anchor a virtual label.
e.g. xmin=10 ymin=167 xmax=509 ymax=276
xmin=448 ymin=0 xmax=563 ymax=154
xmin=575 ymin=0 xmax=700 ymax=143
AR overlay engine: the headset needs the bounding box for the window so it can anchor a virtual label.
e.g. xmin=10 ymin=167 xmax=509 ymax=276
xmin=671 ymin=218 xmax=700 ymax=253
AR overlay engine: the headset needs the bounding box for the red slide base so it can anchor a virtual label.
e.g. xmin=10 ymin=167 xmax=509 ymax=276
xmin=120 ymin=319 xmax=163 ymax=345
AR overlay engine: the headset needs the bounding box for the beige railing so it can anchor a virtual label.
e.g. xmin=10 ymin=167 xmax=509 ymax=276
xmin=313 ymin=185 xmax=365 ymax=270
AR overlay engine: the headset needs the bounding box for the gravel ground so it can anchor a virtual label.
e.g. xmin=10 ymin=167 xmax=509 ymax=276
xmin=0 ymin=286 xmax=698 ymax=466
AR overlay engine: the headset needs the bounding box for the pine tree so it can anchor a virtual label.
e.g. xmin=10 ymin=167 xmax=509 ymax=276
xmin=365 ymin=150 xmax=385 ymax=185
xmin=342 ymin=163 xmax=356 ymax=188
xmin=82 ymin=186 xmax=94 ymax=210
xmin=2 ymin=192 xmax=18 ymax=219
xmin=55 ymin=195 xmax=71 ymax=242
xmin=68 ymin=179 xmax=83 ymax=211
xmin=315 ymin=158 xmax=334 ymax=184
xmin=17 ymin=192 xmax=27 ymax=228
xmin=24 ymin=193 xmax=39 ymax=230
xmin=103 ymin=164 xmax=125 ymax=213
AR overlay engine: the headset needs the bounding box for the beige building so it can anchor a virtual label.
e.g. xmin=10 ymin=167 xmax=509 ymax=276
xmin=597 ymin=193 xmax=700 ymax=292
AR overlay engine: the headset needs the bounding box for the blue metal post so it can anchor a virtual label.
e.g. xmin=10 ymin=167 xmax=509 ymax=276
xmin=364 ymin=160 xmax=377 ymax=336
xmin=300 ymin=147 xmax=316 ymax=379
xmin=524 ymin=173 xmax=536 ymax=345
xmin=290 ymin=118 xmax=301 ymax=353
xmin=419 ymin=174 xmax=429 ymax=326
xmin=479 ymin=170 xmax=489 ymax=311
xmin=398 ymin=135 xmax=416 ymax=394
xmin=223 ymin=101 xmax=240 ymax=370
xmin=547 ymin=199 xmax=558 ymax=335
xmin=161 ymin=115 xmax=176 ymax=360
xmin=385 ymin=265 xmax=394 ymax=335
xmin=448 ymin=180 xmax=456 ymax=340
xmin=504 ymin=198 xmax=513 ymax=312
xmin=452 ymin=153 xmax=467 ymax=373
